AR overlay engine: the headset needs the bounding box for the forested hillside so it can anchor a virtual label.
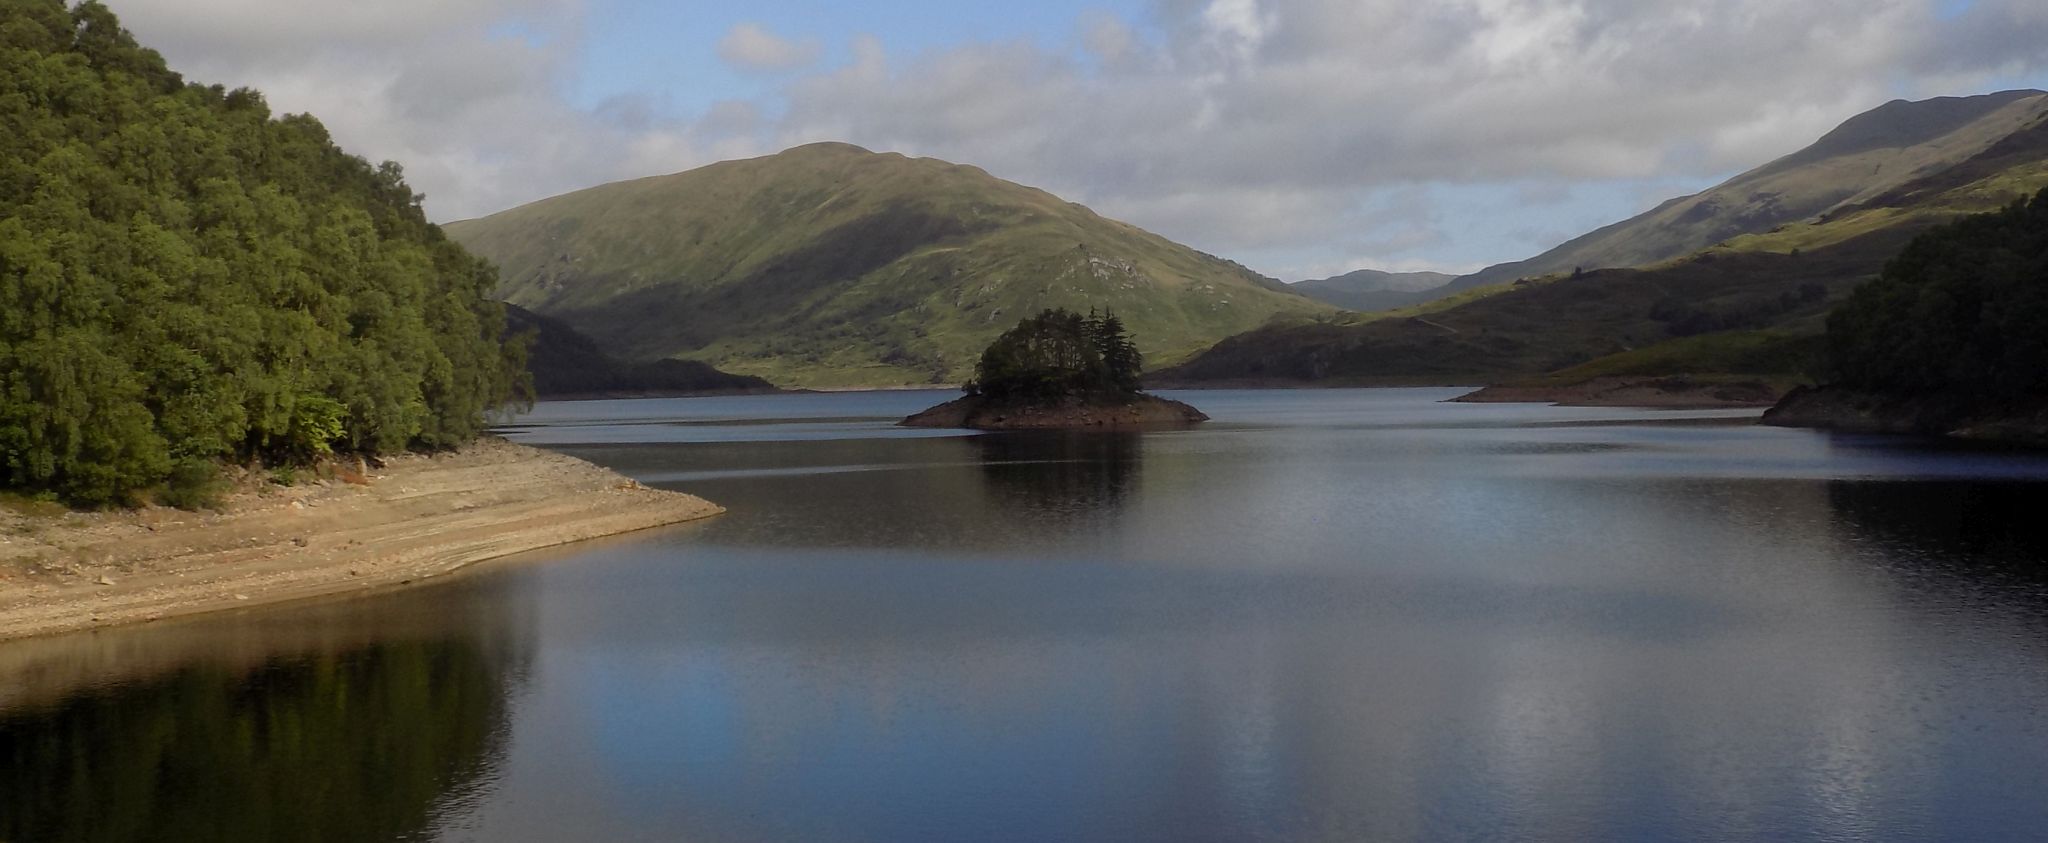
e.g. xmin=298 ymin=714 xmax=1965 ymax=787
xmin=1822 ymin=188 xmax=2048 ymax=402
xmin=0 ymin=1 xmax=524 ymax=505
xmin=1761 ymin=188 xmax=2048 ymax=440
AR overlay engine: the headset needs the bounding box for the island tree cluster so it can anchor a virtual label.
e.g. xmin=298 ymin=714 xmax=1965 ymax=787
xmin=0 ymin=1 xmax=525 ymax=505
xmin=1822 ymin=188 xmax=2048 ymax=403
xmin=967 ymin=309 xmax=1143 ymax=402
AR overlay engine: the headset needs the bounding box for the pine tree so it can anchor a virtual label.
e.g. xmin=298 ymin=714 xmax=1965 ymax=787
xmin=968 ymin=309 xmax=1146 ymax=402
xmin=1092 ymin=311 xmax=1143 ymax=393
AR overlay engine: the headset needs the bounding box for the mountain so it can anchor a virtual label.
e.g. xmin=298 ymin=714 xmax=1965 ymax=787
xmin=446 ymin=143 xmax=1334 ymax=388
xmin=1160 ymin=91 xmax=2048 ymax=388
xmin=1453 ymin=89 xmax=2048 ymax=289
xmin=506 ymin=305 xmax=775 ymax=398
xmin=1290 ymin=269 xmax=1456 ymax=311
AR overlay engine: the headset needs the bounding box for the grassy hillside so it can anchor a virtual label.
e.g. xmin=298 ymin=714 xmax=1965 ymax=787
xmin=447 ymin=143 xmax=1332 ymax=388
xmin=1158 ymin=230 xmax=1907 ymax=384
xmin=1163 ymin=92 xmax=2048 ymax=388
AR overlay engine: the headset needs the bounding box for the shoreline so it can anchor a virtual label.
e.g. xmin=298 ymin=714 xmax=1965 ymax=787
xmin=1451 ymin=376 xmax=1788 ymax=409
xmin=0 ymin=438 xmax=722 ymax=643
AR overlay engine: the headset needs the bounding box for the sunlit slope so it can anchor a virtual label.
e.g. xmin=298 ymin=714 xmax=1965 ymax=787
xmin=446 ymin=143 xmax=1331 ymax=387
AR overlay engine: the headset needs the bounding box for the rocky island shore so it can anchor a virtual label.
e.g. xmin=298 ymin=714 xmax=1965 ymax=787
xmin=0 ymin=439 xmax=721 ymax=642
xmin=901 ymin=308 xmax=1208 ymax=430
xmin=901 ymin=393 xmax=1208 ymax=429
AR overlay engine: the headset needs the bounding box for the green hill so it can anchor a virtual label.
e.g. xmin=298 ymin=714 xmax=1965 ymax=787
xmin=445 ymin=143 xmax=1333 ymax=388
xmin=0 ymin=0 xmax=522 ymax=505
xmin=1161 ymin=91 xmax=2048 ymax=388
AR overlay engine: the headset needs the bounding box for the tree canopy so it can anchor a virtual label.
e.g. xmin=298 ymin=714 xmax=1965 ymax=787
xmin=0 ymin=0 xmax=525 ymax=505
xmin=1822 ymin=188 xmax=2048 ymax=403
xmin=968 ymin=309 xmax=1143 ymax=402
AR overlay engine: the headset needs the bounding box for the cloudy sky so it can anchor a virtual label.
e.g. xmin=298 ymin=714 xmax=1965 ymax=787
xmin=109 ymin=0 xmax=2048 ymax=279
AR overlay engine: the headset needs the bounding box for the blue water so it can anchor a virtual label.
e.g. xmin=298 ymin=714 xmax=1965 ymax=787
xmin=6 ymin=389 xmax=2048 ymax=842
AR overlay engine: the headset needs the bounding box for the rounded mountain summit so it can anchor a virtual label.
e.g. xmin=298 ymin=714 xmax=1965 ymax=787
xmin=443 ymin=143 xmax=1332 ymax=389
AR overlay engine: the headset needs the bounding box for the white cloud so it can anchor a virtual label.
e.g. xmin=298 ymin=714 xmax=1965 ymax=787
xmin=716 ymin=22 xmax=822 ymax=73
xmin=101 ymin=0 xmax=2048 ymax=272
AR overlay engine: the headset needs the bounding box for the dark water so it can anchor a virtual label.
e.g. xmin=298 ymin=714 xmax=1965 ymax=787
xmin=6 ymin=388 xmax=2048 ymax=842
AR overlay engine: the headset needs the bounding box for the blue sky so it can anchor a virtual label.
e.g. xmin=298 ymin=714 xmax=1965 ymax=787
xmin=568 ymin=1 xmax=1152 ymax=115
xmin=114 ymin=0 xmax=2048 ymax=280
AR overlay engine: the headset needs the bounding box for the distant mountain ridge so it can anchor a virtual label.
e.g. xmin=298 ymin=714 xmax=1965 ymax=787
xmin=1160 ymin=90 xmax=2048 ymax=387
xmin=1290 ymin=269 xmax=1455 ymax=311
xmin=447 ymin=143 xmax=1332 ymax=388
xmin=1454 ymin=89 xmax=2048 ymax=289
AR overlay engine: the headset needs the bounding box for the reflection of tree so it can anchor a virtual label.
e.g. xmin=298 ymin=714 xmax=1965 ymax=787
xmin=975 ymin=431 xmax=1143 ymax=519
xmin=0 ymin=638 xmax=514 ymax=842
xmin=1826 ymin=480 xmax=2048 ymax=579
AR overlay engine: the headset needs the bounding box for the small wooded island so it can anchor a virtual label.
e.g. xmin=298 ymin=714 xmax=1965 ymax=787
xmin=902 ymin=309 xmax=1208 ymax=429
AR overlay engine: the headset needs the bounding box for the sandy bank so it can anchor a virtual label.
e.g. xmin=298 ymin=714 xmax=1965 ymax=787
xmin=0 ymin=438 xmax=721 ymax=642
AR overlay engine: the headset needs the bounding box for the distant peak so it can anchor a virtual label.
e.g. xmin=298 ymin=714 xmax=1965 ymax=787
xmin=779 ymin=141 xmax=876 ymax=157
xmin=1757 ymin=89 xmax=2048 ymax=176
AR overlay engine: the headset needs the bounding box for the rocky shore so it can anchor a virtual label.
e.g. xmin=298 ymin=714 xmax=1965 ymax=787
xmin=901 ymin=393 xmax=1209 ymax=429
xmin=0 ymin=438 xmax=721 ymax=641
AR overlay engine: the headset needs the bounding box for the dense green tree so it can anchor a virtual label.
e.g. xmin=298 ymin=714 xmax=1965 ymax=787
xmin=0 ymin=0 xmax=526 ymax=505
xmin=1822 ymin=188 xmax=2048 ymax=403
xmin=1091 ymin=311 xmax=1142 ymax=393
xmin=968 ymin=308 xmax=1145 ymax=401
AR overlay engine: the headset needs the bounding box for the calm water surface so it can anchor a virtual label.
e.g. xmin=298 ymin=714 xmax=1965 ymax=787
xmin=5 ymin=389 xmax=2048 ymax=842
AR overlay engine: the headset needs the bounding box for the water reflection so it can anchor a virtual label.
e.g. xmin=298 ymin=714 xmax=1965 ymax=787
xmin=975 ymin=432 xmax=1143 ymax=521
xmin=6 ymin=390 xmax=2048 ymax=842
xmin=1826 ymin=480 xmax=2048 ymax=575
xmin=0 ymin=579 xmax=532 ymax=843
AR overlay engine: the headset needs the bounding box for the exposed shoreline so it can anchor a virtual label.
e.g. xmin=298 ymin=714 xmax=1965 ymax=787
xmin=0 ymin=438 xmax=721 ymax=642
xmin=1451 ymin=376 xmax=1788 ymax=408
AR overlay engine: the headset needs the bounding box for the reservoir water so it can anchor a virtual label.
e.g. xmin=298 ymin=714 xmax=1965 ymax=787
xmin=5 ymin=389 xmax=2048 ymax=842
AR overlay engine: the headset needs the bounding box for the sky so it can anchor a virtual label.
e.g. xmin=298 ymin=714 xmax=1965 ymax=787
xmin=107 ymin=0 xmax=2048 ymax=280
